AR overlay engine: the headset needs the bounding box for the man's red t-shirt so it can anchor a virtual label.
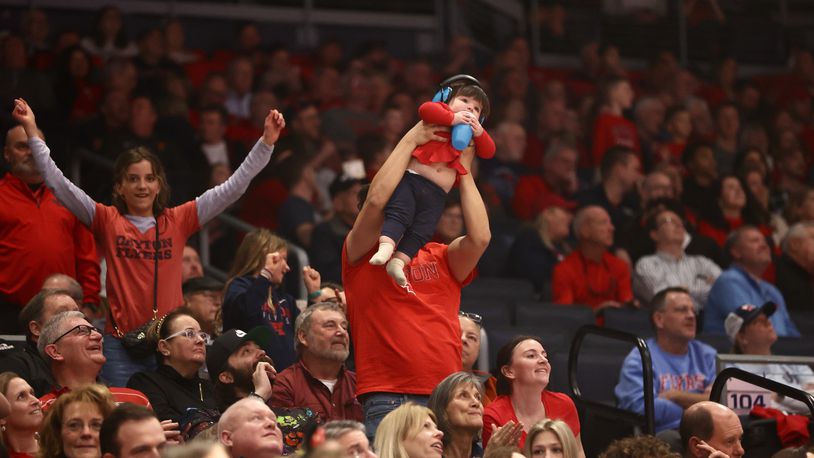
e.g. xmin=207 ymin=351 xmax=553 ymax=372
xmin=482 ymin=391 xmax=580 ymax=447
xmin=552 ymin=250 xmax=633 ymax=310
xmin=342 ymin=242 xmax=474 ymax=397
xmin=511 ymin=175 xmax=577 ymax=221
xmin=591 ymin=112 xmax=640 ymax=166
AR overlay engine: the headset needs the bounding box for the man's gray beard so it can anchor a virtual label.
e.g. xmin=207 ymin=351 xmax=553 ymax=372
xmin=312 ymin=347 xmax=349 ymax=363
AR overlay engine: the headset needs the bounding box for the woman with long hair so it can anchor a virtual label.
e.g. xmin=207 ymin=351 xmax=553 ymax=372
xmin=13 ymin=98 xmax=285 ymax=386
xmin=126 ymin=308 xmax=216 ymax=422
xmin=482 ymin=336 xmax=584 ymax=457
xmin=37 ymin=384 xmax=115 ymax=458
xmin=523 ymin=420 xmax=579 ymax=458
xmin=223 ymin=229 xmax=298 ymax=371
xmin=696 ymin=175 xmax=770 ymax=247
xmin=79 ymin=5 xmax=137 ymax=60
xmin=374 ymin=403 xmax=444 ymax=458
xmin=0 ymin=372 xmax=42 ymax=457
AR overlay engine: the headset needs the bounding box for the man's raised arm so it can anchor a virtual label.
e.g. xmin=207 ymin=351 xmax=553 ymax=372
xmin=345 ymin=122 xmax=445 ymax=264
xmin=447 ymin=150 xmax=491 ymax=282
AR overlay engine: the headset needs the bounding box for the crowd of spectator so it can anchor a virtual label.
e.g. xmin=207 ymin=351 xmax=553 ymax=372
xmin=0 ymin=3 xmax=812 ymax=457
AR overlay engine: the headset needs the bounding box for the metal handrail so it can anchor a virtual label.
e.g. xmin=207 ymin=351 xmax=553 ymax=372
xmin=710 ymin=367 xmax=814 ymax=417
xmin=568 ymin=324 xmax=655 ymax=435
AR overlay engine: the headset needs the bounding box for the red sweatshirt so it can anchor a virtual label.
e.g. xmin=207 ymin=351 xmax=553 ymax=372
xmin=0 ymin=173 xmax=100 ymax=308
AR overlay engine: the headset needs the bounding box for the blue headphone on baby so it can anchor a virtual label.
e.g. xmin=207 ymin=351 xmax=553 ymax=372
xmin=432 ymin=74 xmax=486 ymax=123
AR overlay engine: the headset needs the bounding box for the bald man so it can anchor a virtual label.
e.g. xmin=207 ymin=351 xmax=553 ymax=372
xmin=218 ymin=398 xmax=283 ymax=458
xmin=552 ymin=205 xmax=634 ymax=314
xmin=680 ymin=401 xmax=744 ymax=458
xmin=0 ymin=125 xmax=100 ymax=333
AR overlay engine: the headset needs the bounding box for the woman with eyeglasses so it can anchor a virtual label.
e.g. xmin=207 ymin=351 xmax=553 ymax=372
xmin=37 ymin=384 xmax=115 ymax=458
xmin=0 ymin=372 xmax=42 ymax=457
xmin=482 ymin=336 xmax=584 ymax=458
xmin=126 ymin=308 xmax=217 ymax=422
xmin=223 ymin=229 xmax=299 ymax=371
xmin=523 ymin=420 xmax=579 ymax=458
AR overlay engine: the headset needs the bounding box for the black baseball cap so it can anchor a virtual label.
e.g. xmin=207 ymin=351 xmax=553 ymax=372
xmin=329 ymin=175 xmax=364 ymax=198
xmin=724 ymin=302 xmax=777 ymax=343
xmin=182 ymin=277 xmax=223 ymax=296
xmin=206 ymin=327 xmax=272 ymax=381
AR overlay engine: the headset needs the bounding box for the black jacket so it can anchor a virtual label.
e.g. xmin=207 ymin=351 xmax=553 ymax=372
xmin=127 ymin=364 xmax=217 ymax=422
xmin=775 ymin=254 xmax=814 ymax=312
xmin=0 ymin=339 xmax=55 ymax=397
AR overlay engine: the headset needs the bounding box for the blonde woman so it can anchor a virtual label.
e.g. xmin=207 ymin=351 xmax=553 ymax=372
xmin=0 ymin=372 xmax=42 ymax=457
xmin=222 ymin=229 xmax=298 ymax=370
xmin=37 ymin=384 xmax=115 ymax=458
xmin=523 ymin=420 xmax=579 ymax=458
xmin=375 ymin=403 xmax=444 ymax=458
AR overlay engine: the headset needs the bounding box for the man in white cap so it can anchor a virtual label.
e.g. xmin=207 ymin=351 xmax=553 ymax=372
xmin=724 ymin=302 xmax=814 ymax=414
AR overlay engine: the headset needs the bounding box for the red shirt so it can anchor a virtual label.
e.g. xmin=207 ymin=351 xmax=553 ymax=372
xmin=0 ymin=174 xmax=100 ymax=308
xmin=270 ymin=360 xmax=363 ymax=423
xmin=511 ymin=175 xmax=577 ymax=220
xmin=342 ymin=242 xmax=474 ymax=396
xmin=412 ymin=102 xmax=495 ymax=175
xmin=40 ymin=386 xmax=151 ymax=411
xmin=552 ymin=250 xmax=633 ymax=310
xmin=482 ymin=391 xmax=580 ymax=447
xmin=92 ymin=202 xmax=199 ymax=335
xmin=591 ymin=112 xmax=640 ymax=166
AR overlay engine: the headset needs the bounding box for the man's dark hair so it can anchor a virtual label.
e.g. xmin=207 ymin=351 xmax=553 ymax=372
xmin=600 ymin=146 xmax=635 ymax=179
xmin=679 ymin=405 xmax=715 ymax=453
xmin=680 ymin=142 xmax=713 ymax=167
xmin=100 ymin=403 xmax=157 ymax=456
xmin=664 ymin=104 xmax=688 ymax=125
xmin=714 ymin=101 xmax=739 ymax=120
xmin=650 ymin=286 xmax=690 ymax=329
xmin=18 ymin=289 xmax=73 ymax=339
xmin=199 ymin=104 xmax=229 ymax=124
xmin=651 ymin=286 xmax=690 ymax=313
xmin=724 ymin=224 xmax=760 ymax=258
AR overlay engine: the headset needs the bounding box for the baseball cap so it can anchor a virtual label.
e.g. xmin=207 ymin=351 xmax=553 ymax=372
xmin=329 ymin=175 xmax=364 ymax=198
xmin=206 ymin=327 xmax=273 ymax=381
xmin=724 ymin=302 xmax=777 ymax=343
xmin=182 ymin=277 xmax=223 ymax=296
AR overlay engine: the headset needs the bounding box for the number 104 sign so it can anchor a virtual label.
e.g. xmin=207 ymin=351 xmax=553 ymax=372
xmin=725 ymin=379 xmax=771 ymax=415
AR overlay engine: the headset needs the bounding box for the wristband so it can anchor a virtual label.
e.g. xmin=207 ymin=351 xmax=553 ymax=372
xmin=308 ymin=291 xmax=322 ymax=301
xmin=249 ymin=391 xmax=267 ymax=402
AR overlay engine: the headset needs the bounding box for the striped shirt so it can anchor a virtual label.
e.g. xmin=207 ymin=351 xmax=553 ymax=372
xmin=633 ymin=251 xmax=721 ymax=309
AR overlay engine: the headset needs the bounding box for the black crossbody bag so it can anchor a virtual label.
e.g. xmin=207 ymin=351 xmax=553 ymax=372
xmin=109 ymin=222 xmax=161 ymax=359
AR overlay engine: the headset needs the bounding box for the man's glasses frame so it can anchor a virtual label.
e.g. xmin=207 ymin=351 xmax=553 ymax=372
xmin=53 ymin=324 xmax=102 ymax=344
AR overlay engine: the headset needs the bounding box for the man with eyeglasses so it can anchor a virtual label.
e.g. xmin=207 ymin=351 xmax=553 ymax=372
xmin=0 ymin=288 xmax=79 ymax=396
xmin=271 ymin=302 xmax=362 ymax=423
xmin=615 ymin=287 xmax=717 ymax=433
xmin=458 ymin=311 xmax=497 ymax=406
xmin=633 ymin=208 xmax=720 ymax=311
xmin=36 ymin=311 xmax=151 ymax=411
